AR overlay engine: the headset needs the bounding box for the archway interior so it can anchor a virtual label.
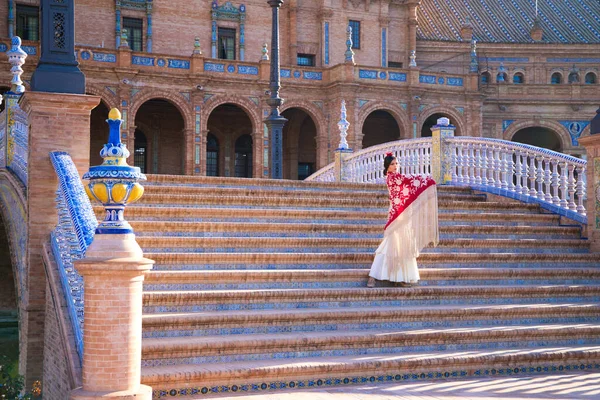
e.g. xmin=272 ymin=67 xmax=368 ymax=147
xmin=362 ymin=110 xmax=400 ymax=148
xmin=421 ymin=113 xmax=452 ymax=137
xmin=512 ymin=127 xmax=562 ymax=152
xmin=0 ymin=215 xmax=19 ymax=377
xmin=134 ymin=130 xmax=147 ymax=173
xmin=89 ymin=101 xmax=110 ymax=166
xmin=135 ymin=99 xmax=185 ymax=175
xmin=282 ymin=108 xmax=317 ymax=180
xmin=207 ymin=104 xmax=253 ymax=177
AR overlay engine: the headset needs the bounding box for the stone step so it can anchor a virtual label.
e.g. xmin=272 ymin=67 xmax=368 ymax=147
xmin=142 ymin=324 xmax=600 ymax=367
xmin=131 ymin=221 xmax=581 ymax=239
xmin=144 ymin=252 xmax=600 ymax=268
xmin=143 ymin=268 xmax=600 ymax=291
xmin=142 ymin=303 xmax=600 ymax=338
xmin=142 ymin=285 xmax=600 ymax=313
xmin=142 ymin=345 xmax=600 ymax=398
xmin=137 ymin=236 xmax=588 ymax=253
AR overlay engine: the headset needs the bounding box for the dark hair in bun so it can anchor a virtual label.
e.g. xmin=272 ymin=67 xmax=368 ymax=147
xmin=383 ymin=153 xmax=396 ymax=176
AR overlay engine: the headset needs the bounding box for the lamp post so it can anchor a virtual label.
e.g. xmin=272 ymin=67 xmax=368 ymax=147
xmin=265 ymin=0 xmax=287 ymax=179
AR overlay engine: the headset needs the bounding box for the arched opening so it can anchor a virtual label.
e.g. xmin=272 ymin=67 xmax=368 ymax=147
xmin=481 ymin=72 xmax=490 ymax=84
xmin=421 ymin=113 xmax=454 ymax=137
xmin=551 ymin=72 xmax=562 ymax=84
xmin=282 ymin=108 xmax=317 ymax=180
xmin=512 ymin=126 xmax=562 ymax=152
xmin=234 ymin=134 xmax=253 ymax=178
xmin=207 ymin=103 xmax=253 ymax=177
xmin=134 ymin=99 xmax=186 ymax=175
xmin=89 ymin=101 xmax=110 ymax=167
xmin=133 ymin=130 xmax=147 ymax=173
xmin=0 ymin=216 xmax=19 ymax=382
xmin=206 ymin=133 xmax=219 ymax=177
xmin=585 ymin=72 xmax=597 ymax=85
xmin=568 ymin=72 xmax=580 ymax=84
xmin=362 ymin=110 xmax=400 ymax=148
xmin=513 ymin=72 xmax=524 ymax=84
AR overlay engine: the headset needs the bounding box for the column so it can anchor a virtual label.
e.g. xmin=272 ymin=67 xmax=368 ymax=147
xmin=430 ymin=117 xmax=456 ymax=184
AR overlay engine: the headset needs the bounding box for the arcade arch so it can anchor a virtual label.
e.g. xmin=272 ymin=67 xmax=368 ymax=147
xmin=361 ymin=110 xmax=401 ymax=148
xmin=511 ymin=126 xmax=563 ymax=152
xmin=134 ymin=99 xmax=186 ymax=175
xmin=89 ymin=100 xmax=110 ymax=166
xmin=282 ymin=108 xmax=317 ymax=180
xmin=206 ymin=103 xmax=254 ymax=178
xmin=420 ymin=112 xmax=462 ymax=137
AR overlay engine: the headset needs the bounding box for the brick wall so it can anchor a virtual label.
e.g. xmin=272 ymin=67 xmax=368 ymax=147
xmin=0 ymin=217 xmax=16 ymax=311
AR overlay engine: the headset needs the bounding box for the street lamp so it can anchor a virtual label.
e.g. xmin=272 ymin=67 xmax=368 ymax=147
xmin=265 ymin=0 xmax=287 ymax=179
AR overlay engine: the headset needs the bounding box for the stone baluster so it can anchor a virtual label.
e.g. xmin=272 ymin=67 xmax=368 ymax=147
xmin=551 ymin=161 xmax=560 ymax=205
xmin=528 ymin=155 xmax=537 ymax=197
xmin=500 ymin=148 xmax=509 ymax=190
xmin=559 ymin=162 xmax=569 ymax=208
xmin=514 ymin=150 xmax=523 ymax=193
xmin=474 ymin=146 xmax=482 ymax=185
xmin=520 ymin=153 xmax=529 ymax=195
xmin=567 ymin=164 xmax=577 ymax=211
xmin=506 ymin=147 xmax=516 ymax=191
xmin=494 ymin=147 xmax=503 ymax=188
xmin=544 ymin=158 xmax=553 ymax=202
xmin=575 ymin=165 xmax=586 ymax=214
xmin=456 ymin=142 xmax=465 ymax=183
xmin=479 ymin=144 xmax=488 ymax=185
xmin=536 ymin=156 xmax=545 ymax=201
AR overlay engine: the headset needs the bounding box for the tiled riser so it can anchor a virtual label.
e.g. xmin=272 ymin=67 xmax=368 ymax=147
xmin=143 ymin=296 xmax=600 ymax=313
xmin=142 ymin=337 xmax=600 ymax=367
xmin=143 ymin=315 xmax=600 ymax=338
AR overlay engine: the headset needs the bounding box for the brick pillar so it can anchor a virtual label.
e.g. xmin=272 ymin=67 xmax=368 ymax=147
xmin=70 ymin=236 xmax=153 ymax=399
xmin=19 ymin=92 xmax=100 ymax=387
xmin=578 ymin=133 xmax=600 ymax=252
xmin=431 ymin=117 xmax=456 ymax=184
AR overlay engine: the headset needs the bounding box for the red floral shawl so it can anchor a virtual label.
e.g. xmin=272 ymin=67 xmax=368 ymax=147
xmin=384 ymin=172 xmax=437 ymax=230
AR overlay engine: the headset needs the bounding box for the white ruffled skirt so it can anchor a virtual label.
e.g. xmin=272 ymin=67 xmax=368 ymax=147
xmin=369 ymin=185 xmax=439 ymax=283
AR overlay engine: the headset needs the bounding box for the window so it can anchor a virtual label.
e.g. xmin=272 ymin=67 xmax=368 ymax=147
xmin=585 ymin=72 xmax=597 ymax=84
xmin=551 ymin=72 xmax=562 ymax=84
xmin=388 ymin=61 xmax=403 ymax=69
xmin=513 ymin=73 xmax=524 ymax=84
xmin=16 ymin=5 xmax=39 ymax=41
xmin=481 ymin=72 xmax=490 ymax=84
xmin=496 ymin=72 xmax=507 ymax=83
xmin=218 ymin=27 xmax=236 ymax=60
xmin=123 ymin=17 xmax=143 ymax=52
xmin=349 ymin=20 xmax=360 ymax=49
xmin=297 ymin=54 xmax=315 ymax=67
xmin=206 ymin=133 xmax=219 ymax=177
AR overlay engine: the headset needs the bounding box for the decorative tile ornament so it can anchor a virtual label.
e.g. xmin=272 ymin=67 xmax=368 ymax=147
xmin=21 ymin=46 xmax=36 ymax=55
xmin=168 ymin=59 xmax=190 ymax=69
xmin=157 ymin=58 xmax=166 ymax=67
xmin=447 ymin=77 xmax=463 ymax=86
xmin=419 ymin=74 xmax=436 ymax=84
xmin=303 ymin=71 xmax=322 ymax=80
xmin=238 ymin=65 xmax=258 ymax=75
xmin=502 ymin=120 xmax=515 ymax=132
xmin=281 ymin=69 xmax=291 ymax=78
xmin=381 ymin=28 xmax=387 ymax=67
xmin=559 ymin=121 xmax=590 ymax=146
xmin=93 ymin=52 xmax=117 ymax=63
xmin=324 ymin=22 xmax=329 ymax=65
xmin=80 ymin=50 xmax=91 ymax=60
xmin=359 ymin=70 xmax=377 ymax=79
xmin=358 ymin=99 xmax=369 ymax=108
xmin=82 ymin=108 xmax=146 ymax=235
xmin=0 ymin=43 xmax=7 ymax=52
xmin=205 ymin=62 xmax=225 ymax=72
xmin=389 ymin=72 xmax=407 ymax=82
xmin=132 ymin=56 xmax=155 ymax=66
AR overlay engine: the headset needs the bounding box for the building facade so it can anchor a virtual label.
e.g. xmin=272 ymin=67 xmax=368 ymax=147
xmin=0 ymin=0 xmax=599 ymax=179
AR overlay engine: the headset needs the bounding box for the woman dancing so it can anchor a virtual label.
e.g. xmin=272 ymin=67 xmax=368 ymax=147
xmin=367 ymin=152 xmax=439 ymax=288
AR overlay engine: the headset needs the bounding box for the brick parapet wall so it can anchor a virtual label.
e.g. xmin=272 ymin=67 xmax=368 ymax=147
xmin=42 ymin=242 xmax=82 ymax=399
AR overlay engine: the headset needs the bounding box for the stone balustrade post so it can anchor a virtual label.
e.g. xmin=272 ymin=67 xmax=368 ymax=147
xmin=70 ymin=108 xmax=153 ymax=400
xmin=334 ymin=99 xmax=353 ymax=182
xmin=431 ymin=117 xmax=456 ymax=184
xmin=578 ymin=107 xmax=600 ymax=252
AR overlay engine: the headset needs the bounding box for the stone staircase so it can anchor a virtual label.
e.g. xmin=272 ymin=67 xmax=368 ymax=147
xmin=98 ymin=175 xmax=600 ymax=398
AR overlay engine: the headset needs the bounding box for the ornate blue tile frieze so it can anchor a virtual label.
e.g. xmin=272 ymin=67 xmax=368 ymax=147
xmin=80 ymin=50 xmax=91 ymax=60
xmin=21 ymin=46 xmax=36 ymax=55
xmin=204 ymin=62 xmax=225 ymax=72
xmin=281 ymin=69 xmax=291 ymax=78
xmin=303 ymin=71 xmax=322 ymax=80
xmin=168 ymin=59 xmax=190 ymax=69
xmin=132 ymin=56 xmax=155 ymax=66
xmin=447 ymin=77 xmax=463 ymax=86
xmin=389 ymin=72 xmax=407 ymax=82
xmin=419 ymin=74 xmax=436 ymax=84
xmin=359 ymin=69 xmax=377 ymax=79
xmin=238 ymin=65 xmax=258 ymax=75
xmin=0 ymin=43 xmax=7 ymax=52
xmin=324 ymin=22 xmax=329 ymax=65
xmin=93 ymin=52 xmax=117 ymax=63
xmin=479 ymin=57 xmax=529 ymax=63
xmin=547 ymin=58 xmax=600 ymax=63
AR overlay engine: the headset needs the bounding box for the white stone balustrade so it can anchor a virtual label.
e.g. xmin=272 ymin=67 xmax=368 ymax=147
xmin=307 ymin=136 xmax=587 ymax=222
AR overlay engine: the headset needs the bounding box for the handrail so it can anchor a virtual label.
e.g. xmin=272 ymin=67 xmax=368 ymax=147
xmin=49 ymin=152 xmax=98 ymax=360
xmin=307 ymin=136 xmax=587 ymax=223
